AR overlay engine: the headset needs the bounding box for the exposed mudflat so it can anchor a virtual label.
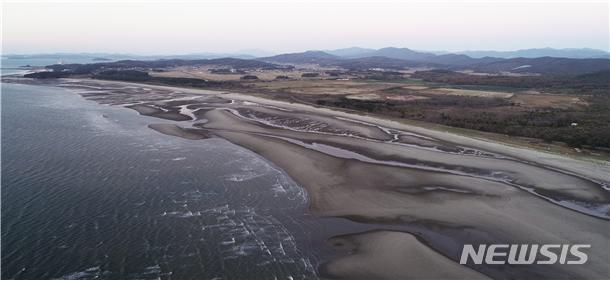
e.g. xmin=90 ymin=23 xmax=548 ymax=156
xmin=8 ymin=77 xmax=610 ymax=279
xmin=148 ymin=124 xmax=211 ymax=140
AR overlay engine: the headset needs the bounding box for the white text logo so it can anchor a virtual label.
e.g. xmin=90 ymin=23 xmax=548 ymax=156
xmin=460 ymin=244 xmax=590 ymax=265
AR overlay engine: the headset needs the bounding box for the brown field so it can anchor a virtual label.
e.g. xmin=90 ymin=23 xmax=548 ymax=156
xmin=423 ymin=87 xmax=514 ymax=98
xmin=147 ymin=67 xmax=592 ymax=117
xmin=385 ymin=94 xmax=428 ymax=101
xmin=510 ymin=93 xmax=589 ymax=109
xmin=150 ymin=65 xmax=353 ymax=81
xmin=345 ymin=93 xmax=382 ymax=100
xmin=251 ymin=80 xmax=399 ymax=96
xmin=148 ymin=67 xmax=590 ymax=113
xmin=458 ymin=70 xmax=538 ymax=77
xmin=401 ymin=85 xmax=429 ymax=90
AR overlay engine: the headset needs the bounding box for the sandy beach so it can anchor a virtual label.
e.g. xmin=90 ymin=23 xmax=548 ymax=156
xmin=321 ymin=231 xmax=489 ymax=279
xmin=7 ymin=77 xmax=610 ymax=279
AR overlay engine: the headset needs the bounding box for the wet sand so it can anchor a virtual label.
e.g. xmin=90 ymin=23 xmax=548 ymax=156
xmin=321 ymin=231 xmax=489 ymax=279
xmin=6 ymin=77 xmax=610 ymax=279
xmin=128 ymin=105 xmax=192 ymax=121
xmin=148 ymin=124 xmax=211 ymax=140
xmin=204 ymin=125 xmax=610 ymax=279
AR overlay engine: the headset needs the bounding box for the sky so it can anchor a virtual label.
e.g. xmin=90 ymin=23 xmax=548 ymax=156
xmin=2 ymin=0 xmax=609 ymax=55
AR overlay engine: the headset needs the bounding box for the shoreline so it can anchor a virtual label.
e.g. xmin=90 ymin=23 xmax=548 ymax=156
xmin=5 ymin=76 xmax=609 ymax=165
xmin=90 ymin=78 xmax=610 ymax=162
xmin=60 ymin=78 xmax=610 ymax=182
xmin=3 ymin=78 xmax=610 ymax=279
xmin=62 ymin=78 xmax=610 ymax=176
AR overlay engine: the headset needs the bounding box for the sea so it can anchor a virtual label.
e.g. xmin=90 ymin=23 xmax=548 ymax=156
xmin=0 ymin=58 xmax=348 ymax=279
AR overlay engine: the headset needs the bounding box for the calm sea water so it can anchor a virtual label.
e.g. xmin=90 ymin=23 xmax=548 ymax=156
xmin=0 ymin=83 xmax=346 ymax=279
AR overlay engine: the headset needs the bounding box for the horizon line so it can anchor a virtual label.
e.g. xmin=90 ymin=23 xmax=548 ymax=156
xmin=4 ymin=46 xmax=610 ymax=57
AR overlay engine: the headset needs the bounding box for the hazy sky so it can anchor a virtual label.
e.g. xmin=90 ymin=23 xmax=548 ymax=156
xmin=2 ymin=0 xmax=609 ymax=54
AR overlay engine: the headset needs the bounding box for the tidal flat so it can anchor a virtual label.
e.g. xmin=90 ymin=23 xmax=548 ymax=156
xmin=4 ymin=77 xmax=610 ymax=279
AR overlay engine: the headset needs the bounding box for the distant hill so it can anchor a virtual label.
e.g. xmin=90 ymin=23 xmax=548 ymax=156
xmin=419 ymin=54 xmax=503 ymax=66
xmin=25 ymin=47 xmax=610 ymax=77
xmin=344 ymin=47 xmax=436 ymax=61
xmin=336 ymin=56 xmax=435 ymax=70
xmin=45 ymin=58 xmax=285 ymax=75
xmin=469 ymin=57 xmax=610 ymax=76
xmin=457 ymin=48 xmax=610 ymax=59
xmin=325 ymin=47 xmax=502 ymax=67
xmin=258 ymin=48 xmax=448 ymax=69
xmin=326 ymin=47 xmax=375 ymax=57
xmin=5 ymin=52 xmax=265 ymax=61
xmin=258 ymin=51 xmax=341 ymax=64
xmin=259 ymin=50 xmax=439 ymax=69
xmin=258 ymin=49 xmax=610 ymax=75
xmin=4 ymin=53 xmax=135 ymax=60
xmin=575 ymin=69 xmax=610 ymax=86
